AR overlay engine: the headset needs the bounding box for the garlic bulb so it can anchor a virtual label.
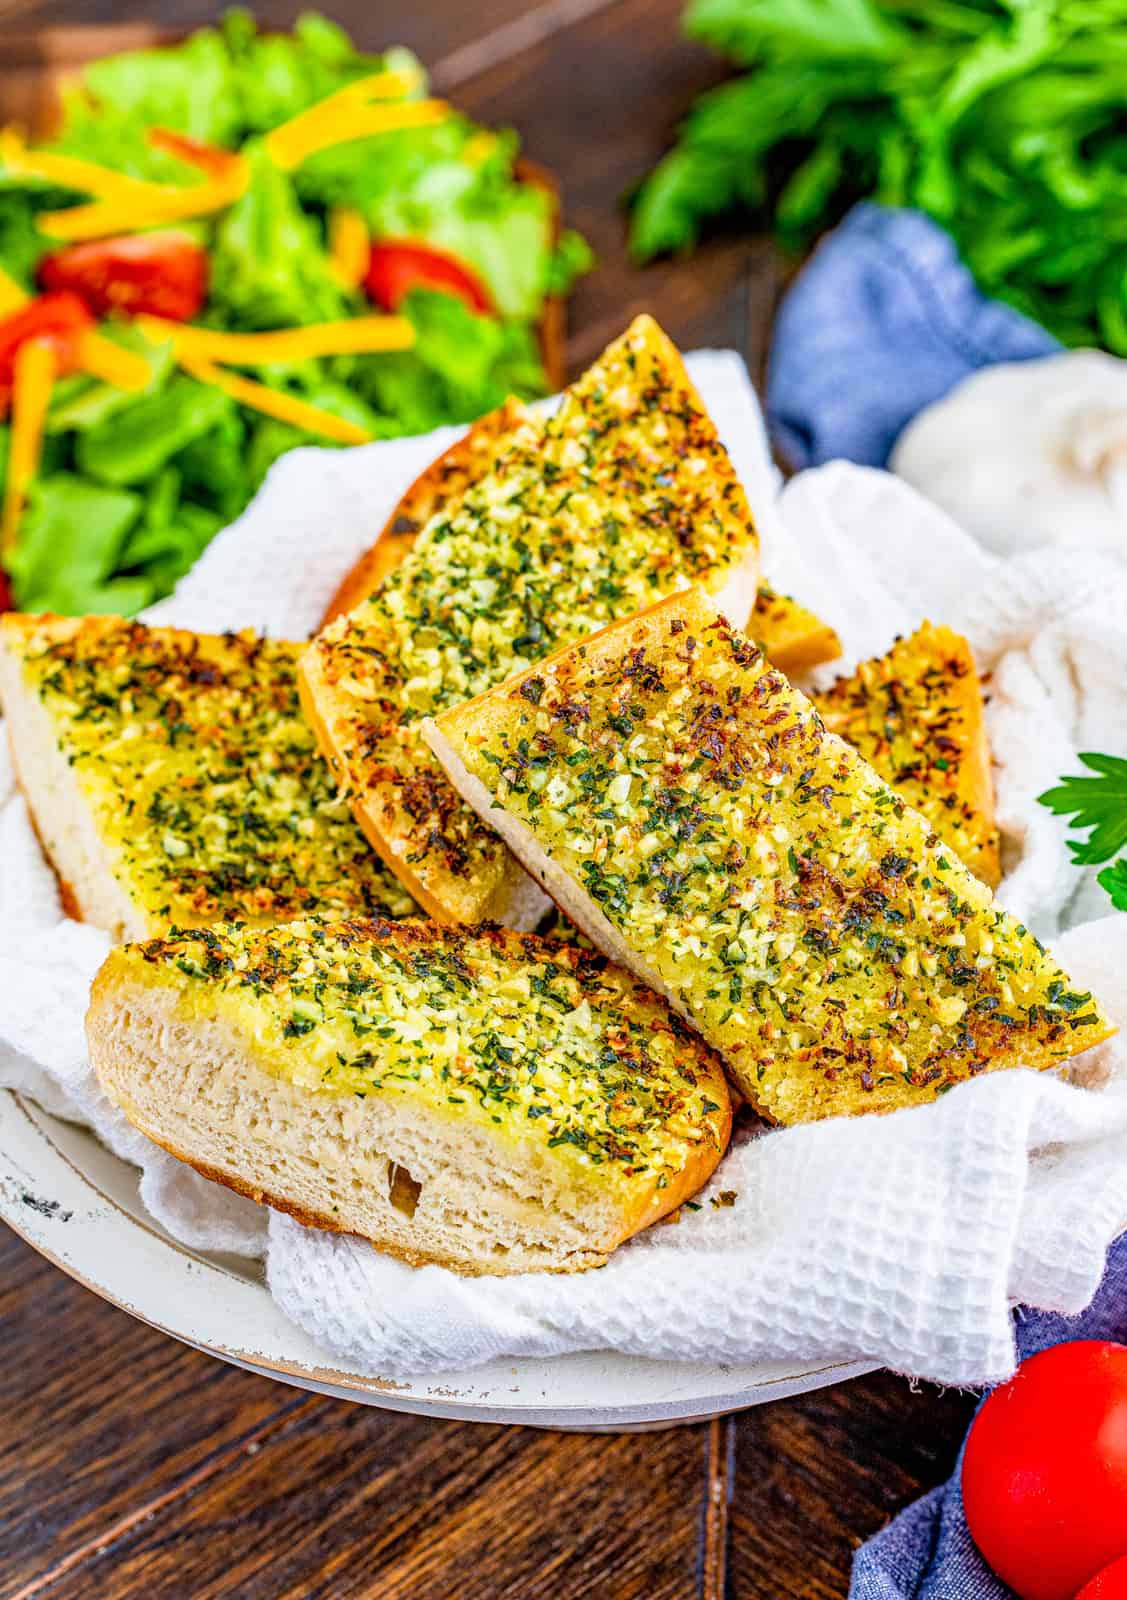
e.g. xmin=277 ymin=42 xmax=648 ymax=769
xmin=891 ymin=351 xmax=1127 ymax=557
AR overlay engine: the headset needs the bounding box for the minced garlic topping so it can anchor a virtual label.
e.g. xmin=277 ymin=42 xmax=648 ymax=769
xmin=814 ymin=622 xmax=1000 ymax=884
xmin=20 ymin=618 xmax=416 ymax=929
xmin=439 ymin=590 xmax=1113 ymax=1122
xmin=307 ymin=315 xmax=757 ymax=917
xmin=128 ymin=918 xmax=730 ymax=1182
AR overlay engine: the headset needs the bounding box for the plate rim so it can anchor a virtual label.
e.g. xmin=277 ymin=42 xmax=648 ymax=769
xmin=0 ymin=1088 xmax=877 ymax=1426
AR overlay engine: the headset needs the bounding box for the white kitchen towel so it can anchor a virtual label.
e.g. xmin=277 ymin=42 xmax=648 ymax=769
xmin=2 ymin=349 xmax=1126 ymax=1384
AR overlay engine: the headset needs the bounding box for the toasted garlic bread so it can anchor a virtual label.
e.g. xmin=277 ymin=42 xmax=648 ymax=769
xmin=88 ymin=918 xmax=732 ymax=1274
xmin=814 ymin=623 xmax=1001 ymax=886
xmin=425 ymin=589 xmax=1114 ymax=1123
xmin=750 ymin=582 xmax=841 ymax=676
xmin=0 ymin=614 xmax=416 ymax=940
xmin=301 ymin=315 xmax=760 ymax=929
xmin=320 ymin=400 xmax=529 ymax=626
xmin=320 ymin=414 xmax=840 ymax=674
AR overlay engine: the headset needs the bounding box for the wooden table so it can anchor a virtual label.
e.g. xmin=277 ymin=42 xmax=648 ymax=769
xmin=0 ymin=1 xmax=979 ymax=1594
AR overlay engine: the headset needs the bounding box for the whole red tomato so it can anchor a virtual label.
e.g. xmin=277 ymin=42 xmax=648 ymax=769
xmin=1078 ymin=1556 xmax=1127 ymax=1600
xmin=962 ymin=1341 xmax=1127 ymax=1600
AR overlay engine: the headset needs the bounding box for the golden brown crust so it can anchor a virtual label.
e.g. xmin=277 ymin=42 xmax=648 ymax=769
xmin=302 ymin=316 xmax=760 ymax=926
xmin=749 ymin=583 xmax=842 ymax=676
xmin=296 ymin=643 xmax=536 ymax=924
xmin=813 ymin=622 xmax=1001 ymax=886
xmin=319 ymin=400 xmax=527 ymax=628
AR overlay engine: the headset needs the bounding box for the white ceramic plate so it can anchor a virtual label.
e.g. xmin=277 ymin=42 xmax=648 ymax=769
xmin=0 ymin=1087 xmax=874 ymax=1428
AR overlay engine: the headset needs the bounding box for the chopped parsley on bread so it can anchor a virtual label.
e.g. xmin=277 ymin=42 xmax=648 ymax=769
xmin=88 ymin=918 xmax=732 ymax=1274
xmin=0 ymin=614 xmax=416 ymax=940
xmin=813 ymin=622 xmax=1000 ymax=885
xmin=300 ymin=316 xmax=760 ymax=929
xmin=425 ymin=589 xmax=1114 ymax=1122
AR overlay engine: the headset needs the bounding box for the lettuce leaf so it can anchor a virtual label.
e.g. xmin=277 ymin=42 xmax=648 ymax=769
xmin=296 ymin=124 xmax=554 ymax=320
xmin=6 ymin=473 xmax=150 ymax=614
xmin=208 ymin=145 xmax=349 ymax=329
xmin=76 ymin=376 xmax=235 ymax=486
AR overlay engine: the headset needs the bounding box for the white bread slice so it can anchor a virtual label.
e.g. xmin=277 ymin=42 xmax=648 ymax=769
xmin=0 ymin=614 xmax=416 ymax=941
xmin=88 ymin=918 xmax=732 ymax=1274
xmin=812 ymin=621 xmax=1000 ymax=886
xmin=300 ymin=315 xmax=760 ymax=931
xmin=425 ymin=588 xmax=1115 ymax=1123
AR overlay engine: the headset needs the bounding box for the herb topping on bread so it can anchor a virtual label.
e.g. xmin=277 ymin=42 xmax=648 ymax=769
xmin=301 ymin=316 xmax=760 ymax=928
xmin=813 ymin=622 xmax=1000 ymax=885
xmin=88 ymin=917 xmax=732 ymax=1274
xmin=426 ymin=589 xmax=1113 ymax=1122
xmin=0 ymin=614 xmax=416 ymax=939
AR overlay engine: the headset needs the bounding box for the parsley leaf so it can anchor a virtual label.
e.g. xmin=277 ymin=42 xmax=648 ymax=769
xmin=1039 ymin=752 xmax=1127 ymax=915
xmin=1038 ymin=753 xmax=1127 ymax=865
xmin=1098 ymin=859 xmax=1127 ymax=913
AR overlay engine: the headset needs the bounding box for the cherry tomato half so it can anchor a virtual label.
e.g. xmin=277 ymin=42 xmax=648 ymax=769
xmin=364 ymin=240 xmax=493 ymax=316
xmin=0 ymin=290 xmax=93 ymax=387
xmin=1078 ymin=1556 xmax=1127 ymax=1600
xmin=962 ymin=1341 xmax=1127 ymax=1600
xmin=38 ymin=230 xmax=209 ymax=322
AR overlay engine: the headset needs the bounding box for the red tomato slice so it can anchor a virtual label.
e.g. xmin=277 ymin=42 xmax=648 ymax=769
xmin=38 ymin=231 xmax=209 ymax=322
xmin=1078 ymin=1556 xmax=1127 ymax=1600
xmin=0 ymin=291 xmax=93 ymax=388
xmin=962 ymin=1341 xmax=1127 ymax=1600
xmin=0 ymin=567 xmax=14 ymax=613
xmin=364 ymin=240 xmax=493 ymax=316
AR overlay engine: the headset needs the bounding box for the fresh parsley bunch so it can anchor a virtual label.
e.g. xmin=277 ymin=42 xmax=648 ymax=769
xmin=1040 ymin=754 xmax=1127 ymax=911
xmin=631 ymin=0 xmax=1127 ymax=353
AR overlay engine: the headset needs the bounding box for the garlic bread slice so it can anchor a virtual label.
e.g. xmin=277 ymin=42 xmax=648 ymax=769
xmin=426 ymin=589 xmax=1113 ymax=1123
xmin=301 ymin=316 xmax=760 ymax=929
xmin=89 ymin=918 xmax=732 ymax=1274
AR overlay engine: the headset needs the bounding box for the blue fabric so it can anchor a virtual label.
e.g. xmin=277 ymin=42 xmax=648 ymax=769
xmin=766 ymin=203 xmax=1058 ymax=470
xmin=850 ymin=1232 xmax=1127 ymax=1597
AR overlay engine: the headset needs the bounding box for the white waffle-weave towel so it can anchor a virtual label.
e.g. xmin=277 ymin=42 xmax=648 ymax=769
xmin=2 ymin=350 xmax=1127 ymax=1384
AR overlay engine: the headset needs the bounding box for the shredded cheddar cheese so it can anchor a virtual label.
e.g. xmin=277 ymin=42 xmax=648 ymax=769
xmin=0 ymin=127 xmax=168 ymax=204
xmin=2 ymin=339 xmax=55 ymax=554
xmin=267 ymin=95 xmax=449 ymax=172
xmin=136 ymin=313 xmax=414 ymax=364
xmin=329 ymin=207 xmax=371 ymax=289
xmin=38 ymin=155 xmax=249 ymax=242
xmin=76 ymin=331 xmax=152 ymax=393
xmin=175 ymin=353 xmax=372 ymax=445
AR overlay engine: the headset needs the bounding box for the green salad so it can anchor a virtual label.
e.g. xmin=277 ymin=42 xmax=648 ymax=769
xmin=0 ymin=10 xmax=590 ymax=615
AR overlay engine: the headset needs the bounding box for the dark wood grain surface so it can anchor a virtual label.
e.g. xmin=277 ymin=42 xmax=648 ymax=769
xmin=0 ymin=1 xmax=979 ymax=1595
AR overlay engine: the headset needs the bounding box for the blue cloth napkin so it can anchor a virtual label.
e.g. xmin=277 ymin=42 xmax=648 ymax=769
xmin=851 ymin=1230 xmax=1127 ymax=1596
xmin=767 ymin=203 xmax=1058 ymax=470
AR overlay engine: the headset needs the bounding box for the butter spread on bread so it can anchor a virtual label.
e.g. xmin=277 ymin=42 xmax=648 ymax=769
xmin=300 ymin=315 xmax=760 ymax=929
xmin=320 ymin=406 xmax=841 ymax=669
xmin=88 ymin=918 xmax=732 ymax=1274
xmin=0 ymin=614 xmax=416 ymax=940
xmin=425 ymin=589 xmax=1114 ymax=1122
xmin=813 ymin=622 xmax=1000 ymax=886
xmin=750 ymin=582 xmax=841 ymax=677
